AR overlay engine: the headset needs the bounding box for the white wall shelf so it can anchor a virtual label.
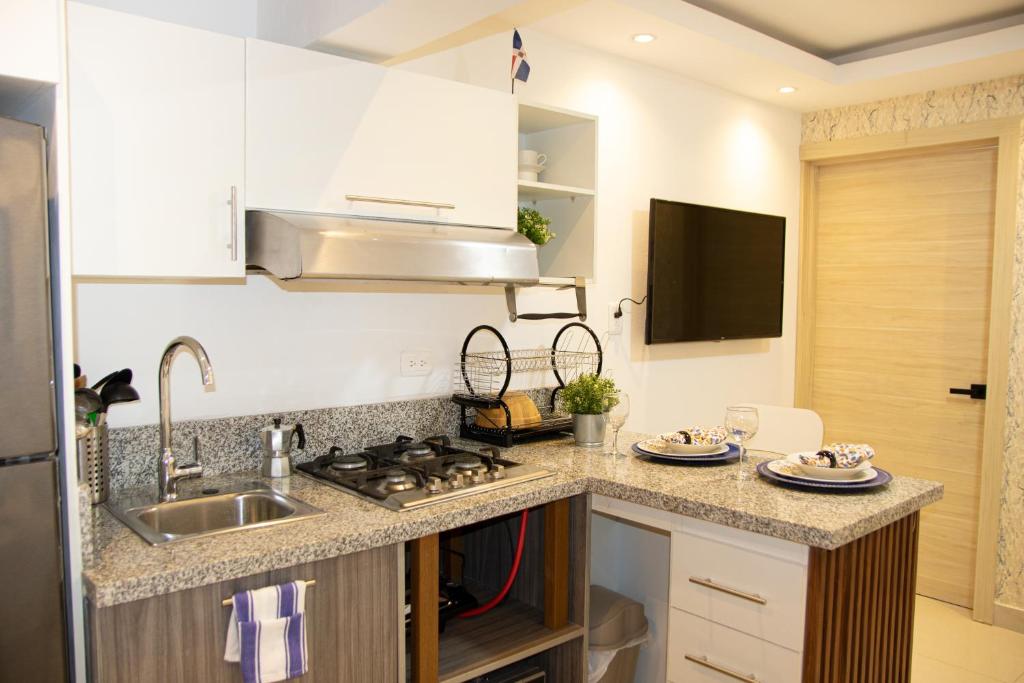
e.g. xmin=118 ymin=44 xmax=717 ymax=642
xmin=516 ymin=101 xmax=597 ymax=280
xmin=517 ymin=180 xmax=595 ymax=201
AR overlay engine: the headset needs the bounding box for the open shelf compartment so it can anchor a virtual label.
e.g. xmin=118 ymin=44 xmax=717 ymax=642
xmin=407 ymin=496 xmax=590 ymax=682
xmin=438 ymin=600 xmax=583 ymax=683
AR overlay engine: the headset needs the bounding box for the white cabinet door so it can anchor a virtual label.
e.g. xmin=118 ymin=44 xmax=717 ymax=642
xmin=0 ymin=0 xmax=60 ymax=83
xmin=246 ymin=39 xmax=516 ymax=229
xmin=68 ymin=3 xmax=245 ymax=277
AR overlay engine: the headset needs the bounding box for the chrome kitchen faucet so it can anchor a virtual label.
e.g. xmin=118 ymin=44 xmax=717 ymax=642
xmin=158 ymin=336 xmax=214 ymax=502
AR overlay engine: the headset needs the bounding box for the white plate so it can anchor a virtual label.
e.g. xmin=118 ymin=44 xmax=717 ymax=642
xmin=789 ymin=451 xmax=873 ymax=479
xmin=637 ymin=439 xmax=729 ymax=457
xmin=778 ymin=455 xmax=876 ymax=482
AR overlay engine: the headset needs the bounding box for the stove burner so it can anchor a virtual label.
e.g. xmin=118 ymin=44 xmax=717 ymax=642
xmin=452 ymin=455 xmax=483 ymax=470
xmin=384 ymin=469 xmax=418 ymax=492
xmin=401 ymin=442 xmax=434 ymax=459
xmin=329 ymin=454 xmax=369 ymax=471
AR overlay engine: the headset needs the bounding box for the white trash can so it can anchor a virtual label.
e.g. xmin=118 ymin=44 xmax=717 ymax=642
xmin=588 ymin=585 xmax=649 ymax=683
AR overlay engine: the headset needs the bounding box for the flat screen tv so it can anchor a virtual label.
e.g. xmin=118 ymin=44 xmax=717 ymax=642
xmin=645 ymin=198 xmax=785 ymax=344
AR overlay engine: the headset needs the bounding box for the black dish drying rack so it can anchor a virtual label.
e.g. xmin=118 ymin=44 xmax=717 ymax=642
xmin=451 ymin=323 xmax=603 ymax=447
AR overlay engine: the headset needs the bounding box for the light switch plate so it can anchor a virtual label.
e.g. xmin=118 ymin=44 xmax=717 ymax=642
xmin=401 ymin=350 xmax=432 ymax=377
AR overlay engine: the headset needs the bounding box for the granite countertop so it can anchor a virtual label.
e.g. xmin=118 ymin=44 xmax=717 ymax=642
xmin=83 ymin=431 xmax=943 ymax=607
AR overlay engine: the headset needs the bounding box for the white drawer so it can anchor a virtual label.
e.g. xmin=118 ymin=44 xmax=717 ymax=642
xmin=668 ymin=608 xmax=802 ymax=683
xmin=670 ymin=526 xmax=807 ymax=651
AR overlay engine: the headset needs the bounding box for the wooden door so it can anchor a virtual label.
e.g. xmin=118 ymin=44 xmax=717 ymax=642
xmin=68 ymin=3 xmax=246 ymax=277
xmin=808 ymin=144 xmax=996 ymax=608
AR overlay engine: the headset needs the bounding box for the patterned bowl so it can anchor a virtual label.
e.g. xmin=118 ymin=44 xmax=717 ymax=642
xmin=659 ymin=426 xmax=729 ymax=454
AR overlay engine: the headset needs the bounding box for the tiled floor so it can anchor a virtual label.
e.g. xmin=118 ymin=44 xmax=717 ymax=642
xmin=913 ymin=596 xmax=1024 ymax=682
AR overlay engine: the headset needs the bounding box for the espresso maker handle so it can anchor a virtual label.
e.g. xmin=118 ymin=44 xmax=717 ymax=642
xmin=294 ymin=423 xmax=306 ymax=450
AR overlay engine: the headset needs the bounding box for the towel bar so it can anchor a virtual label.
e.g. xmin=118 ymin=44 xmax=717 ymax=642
xmin=221 ymin=580 xmax=316 ymax=606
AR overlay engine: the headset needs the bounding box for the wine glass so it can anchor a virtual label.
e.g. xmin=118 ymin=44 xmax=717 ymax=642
xmin=606 ymin=392 xmax=630 ymax=457
xmin=725 ymin=406 xmax=759 ymax=479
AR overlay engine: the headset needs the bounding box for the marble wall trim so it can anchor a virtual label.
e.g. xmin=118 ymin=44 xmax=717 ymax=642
xmin=802 ymin=74 xmax=1024 ymax=610
xmin=106 ymin=389 xmax=554 ymax=493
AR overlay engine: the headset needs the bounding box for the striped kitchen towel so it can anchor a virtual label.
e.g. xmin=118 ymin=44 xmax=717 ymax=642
xmin=224 ymin=581 xmax=308 ymax=683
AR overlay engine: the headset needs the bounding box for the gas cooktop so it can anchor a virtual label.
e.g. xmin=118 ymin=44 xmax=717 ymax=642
xmin=295 ymin=435 xmax=552 ymax=510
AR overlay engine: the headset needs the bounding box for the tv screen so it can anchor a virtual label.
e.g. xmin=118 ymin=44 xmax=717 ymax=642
xmin=645 ymin=198 xmax=785 ymax=344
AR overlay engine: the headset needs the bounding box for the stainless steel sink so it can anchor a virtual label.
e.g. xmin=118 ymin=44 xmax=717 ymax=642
xmin=107 ymin=481 xmax=324 ymax=545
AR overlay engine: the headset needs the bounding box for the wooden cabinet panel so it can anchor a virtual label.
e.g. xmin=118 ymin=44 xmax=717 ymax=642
xmin=88 ymin=545 xmax=400 ymax=682
xmin=68 ymin=3 xmax=245 ymax=277
xmin=245 ymin=39 xmax=516 ymax=230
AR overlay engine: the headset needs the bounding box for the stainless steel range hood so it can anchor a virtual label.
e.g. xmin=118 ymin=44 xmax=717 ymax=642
xmin=246 ymin=210 xmax=540 ymax=284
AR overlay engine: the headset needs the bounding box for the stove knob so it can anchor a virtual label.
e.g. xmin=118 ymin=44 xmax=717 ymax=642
xmin=490 ymin=464 xmax=506 ymax=481
xmin=471 ymin=470 xmax=487 ymax=484
xmin=425 ymin=476 xmax=444 ymax=494
xmin=450 ymin=473 xmax=465 ymax=489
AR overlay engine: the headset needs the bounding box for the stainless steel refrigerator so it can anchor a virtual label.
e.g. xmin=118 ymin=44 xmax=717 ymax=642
xmin=0 ymin=115 xmax=68 ymax=681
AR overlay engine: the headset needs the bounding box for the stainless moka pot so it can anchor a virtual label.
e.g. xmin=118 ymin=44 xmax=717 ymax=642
xmin=260 ymin=418 xmax=305 ymax=478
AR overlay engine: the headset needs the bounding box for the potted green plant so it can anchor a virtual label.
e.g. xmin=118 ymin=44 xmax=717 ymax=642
xmin=517 ymin=207 xmax=556 ymax=246
xmin=560 ymin=373 xmax=618 ymax=447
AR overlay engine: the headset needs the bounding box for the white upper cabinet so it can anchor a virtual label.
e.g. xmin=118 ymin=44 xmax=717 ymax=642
xmin=246 ymin=39 xmax=516 ymax=229
xmin=67 ymin=3 xmax=245 ymax=277
xmin=0 ymin=0 xmax=60 ymax=83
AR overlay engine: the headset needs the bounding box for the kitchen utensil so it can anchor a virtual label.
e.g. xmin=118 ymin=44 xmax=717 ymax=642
xmin=631 ymin=441 xmax=739 ymax=465
xmin=788 ymin=452 xmax=873 ymax=480
xmin=635 ymin=439 xmax=730 ymax=457
xmin=774 ymin=456 xmax=876 ymax=483
xmin=91 ymin=367 xmax=133 ymax=391
xmin=260 ymin=418 xmax=305 ymax=478
xmin=757 ymin=460 xmax=892 ymax=492
xmin=725 ymin=406 xmax=759 ymax=480
xmin=75 ymin=388 xmax=103 ymax=424
xmin=474 ymin=391 xmax=542 ymax=429
xmin=99 ymin=380 xmax=140 ymax=410
xmin=518 ymin=150 xmax=547 ymax=167
xmin=77 ymin=423 xmax=110 ymax=504
xmin=606 ymin=392 xmax=630 ymax=457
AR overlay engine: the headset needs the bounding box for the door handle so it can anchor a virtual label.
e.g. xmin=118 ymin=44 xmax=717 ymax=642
xmin=949 ymin=384 xmax=986 ymax=400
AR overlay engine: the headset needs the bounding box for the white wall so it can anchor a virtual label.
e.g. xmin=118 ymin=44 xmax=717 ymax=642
xmin=73 ymin=0 xmax=257 ymax=37
xmin=73 ymin=28 xmax=801 ymax=433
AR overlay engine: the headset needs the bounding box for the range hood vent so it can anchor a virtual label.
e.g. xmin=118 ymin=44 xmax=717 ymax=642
xmin=246 ymin=210 xmax=540 ymax=284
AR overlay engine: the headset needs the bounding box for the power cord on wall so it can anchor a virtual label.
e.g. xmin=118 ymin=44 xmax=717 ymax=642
xmin=614 ymin=296 xmax=647 ymax=318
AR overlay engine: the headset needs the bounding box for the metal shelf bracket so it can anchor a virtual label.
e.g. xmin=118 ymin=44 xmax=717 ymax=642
xmin=505 ymin=276 xmax=587 ymax=322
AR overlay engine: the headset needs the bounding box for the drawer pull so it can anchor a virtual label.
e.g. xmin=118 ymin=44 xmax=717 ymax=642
xmin=685 ymin=654 xmax=760 ymax=682
xmin=344 ymin=194 xmax=455 ymax=210
xmin=221 ymin=579 xmax=315 ymax=606
xmin=688 ymin=576 xmax=767 ymax=605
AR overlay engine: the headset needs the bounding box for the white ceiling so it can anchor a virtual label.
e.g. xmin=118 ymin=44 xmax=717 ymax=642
xmin=527 ymin=0 xmax=1024 ymax=111
xmin=683 ymin=0 xmax=1024 ymax=59
xmin=289 ymin=0 xmax=1024 ymax=113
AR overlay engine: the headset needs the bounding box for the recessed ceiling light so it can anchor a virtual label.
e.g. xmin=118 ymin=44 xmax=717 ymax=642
xmin=632 ymin=33 xmax=656 ymax=44
xmin=778 ymin=86 xmax=797 ymax=94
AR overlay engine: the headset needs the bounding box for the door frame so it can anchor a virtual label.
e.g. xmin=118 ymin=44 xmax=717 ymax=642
xmin=795 ymin=117 xmax=1020 ymax=624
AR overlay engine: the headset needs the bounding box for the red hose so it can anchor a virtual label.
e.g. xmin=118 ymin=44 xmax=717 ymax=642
xmin=457 ymin=509 xmax=529 ymax=618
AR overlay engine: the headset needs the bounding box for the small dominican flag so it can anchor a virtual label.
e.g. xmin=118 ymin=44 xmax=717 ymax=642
xmin=511 ymin=29 xmax=530 ymax=83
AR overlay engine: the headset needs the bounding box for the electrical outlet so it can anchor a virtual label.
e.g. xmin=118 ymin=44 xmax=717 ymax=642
xmin=608 ymin=302 xmax=623 ymax=335
xmin=401 ymin=351 xmax=432 ymax=377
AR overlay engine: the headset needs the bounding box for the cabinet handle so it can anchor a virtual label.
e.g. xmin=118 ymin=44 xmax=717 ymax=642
xmin=227 ymin=185 xmax=239 ymax=261
xmin=685 ymin=654 xmax=760 ymax=682
xmin=344 ymin=194 xmax=455 ymax=210
xmin=688 ymin=576 xmax=767 ymax=605
xmin=221 ymin=579 xmax=315 ymax=606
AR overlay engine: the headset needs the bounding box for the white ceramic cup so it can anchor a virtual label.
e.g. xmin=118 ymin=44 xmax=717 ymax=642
xmin=518 ymin=169 xmax=540 ymax=182
xmin=518 ymin=150 xmax=547 ymax=167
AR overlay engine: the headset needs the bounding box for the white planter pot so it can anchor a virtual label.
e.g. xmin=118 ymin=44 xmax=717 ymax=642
xmin=573 ymin=413 xmax=607 ymax=447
